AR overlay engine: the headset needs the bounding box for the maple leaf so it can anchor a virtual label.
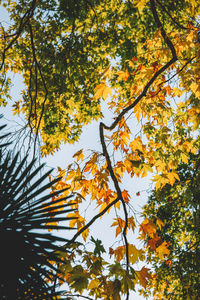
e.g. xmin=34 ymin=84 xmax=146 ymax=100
xmin=121 ymin=189 xmax=130 ymax=203
xmin=139 ymin=218 xmax=157 ymax=238
xmin=156 ymin=218 xmax=164 ymax=230
xmin=82 ymin=227 xmax=89 ymax=242
xmin=155 ymin=241 xmax=170 ymax=260
xmin=91 ymin=236 xmax=106 ymax=256
xmin=130 ymin=136 xmax=145 ymax=153
xmin=94 ymin=83 xmax=112 ymax=100
xmin=129 ymin=244 xmax=145 ymax=264
xmin=135 ymin=267 xmax=151 ymax=289
xmin=117 ymin=69 xmax=130 ymax=81
xmin=153 ymin=174 xmax=169 ymax=190
xmin=147 ymin=235 xmax=161 ymax=250
xmin=111 ymin=217 xmax=125 ymax=237
xmin=128 ymin=216 xmax=136 ymax=232
xmin=88 ymin=278 xmax=99 ymax=290
xmin=73 ymin=149 xmax=84 ymax=161
xmin=109 ymin=247 xmax=114 ymax=257
xmin=69 ymin=265 xmax=90 ymax=292
xmin=167 ymin=171 xmax=180 ymax=186
xmin=114 ymin=246 xmax=126 ymax=262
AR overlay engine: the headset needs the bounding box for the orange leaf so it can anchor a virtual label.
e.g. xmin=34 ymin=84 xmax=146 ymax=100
xmin=111 ymin=218 xmax=125 ymax=237
xmin=136 ymin=267 xmax=151 ymax=289
xmin=114 ymin=246 xmax=125 ymax=262
xmin=139 ymin=219 xmax=157 ymax=238
xmin=109 ymin=247 xmax=114 ymax=257
xmin=117 ymin=69 xmax=130 ymax=81
xmin=122 ymin=189 xmax=130 ymax=203
xmin=128 ymin=216 xmax=136 ymax=232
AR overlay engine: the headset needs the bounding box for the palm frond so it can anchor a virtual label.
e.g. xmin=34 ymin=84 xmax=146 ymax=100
xmin=0 ymin=121 xmax=76 ymax=299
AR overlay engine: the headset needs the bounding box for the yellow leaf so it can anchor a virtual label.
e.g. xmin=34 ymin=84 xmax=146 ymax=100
xmin=114 ymin=201 xmax=121 ymax=210
xmin=156 ymin=218 xmax=164 ymax=230
xmin=167 ymin=172 xmax=180 ymax=186
xmin=156 ymin=241 xmax=170 ymax=260
xmin=130 ymin=136 xmax=144 ymax=153
xmin=94 ymin=83 xmax=112 ymax=100
xmin=82 ymin=227 xmax=89 ymax=242
xmin=172 ymin=87 xmax=184 ymax=97
xmin=128 ymin=216 xmax=136 ymax=232
xmin=190 ymin=82 xmax=200 ymax=99
xmin=134 ymin=0 xmax=148 ymax=14
xmin=180 ymin=152 xmax=189 ymax=163
xmin=73 ymin=149 xmax=84 ymax=161
xmin=111 ymin=217 xmax=125 ymax=237
xmin=153 ymin=174 xmax=169 ymax=190
xmin=88 ymin=279 xmax=99 ymax=290
xmin=68 ymin=212 xmax=78 ymax=228
xmin=99 ymin=202 xmax=112 ymax=215
xmin=129 ymin=244 xmax=145 ymax=264
xmin=155 ymin=159 xmax=166 ymax=173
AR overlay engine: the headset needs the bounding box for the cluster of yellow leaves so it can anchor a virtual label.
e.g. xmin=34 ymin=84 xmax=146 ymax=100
xmin=111 ymin=216 xmax=135 ymax=237
xmin=113 ymin=244 xmax=145 ymax=264
xmin=134 ymin=0 xmax=149 ymax=14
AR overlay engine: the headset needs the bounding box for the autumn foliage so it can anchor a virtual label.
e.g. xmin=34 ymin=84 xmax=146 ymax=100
xmin=1 ymin=0 xmax=200 ymax=299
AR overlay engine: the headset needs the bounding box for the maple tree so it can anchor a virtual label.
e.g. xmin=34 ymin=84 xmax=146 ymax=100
xmin=1 ymin=0 xmax=200 ymax=299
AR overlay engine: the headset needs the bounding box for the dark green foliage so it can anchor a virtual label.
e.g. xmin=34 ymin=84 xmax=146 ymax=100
xmin=144 ymin=154 xmax=200 ymax=299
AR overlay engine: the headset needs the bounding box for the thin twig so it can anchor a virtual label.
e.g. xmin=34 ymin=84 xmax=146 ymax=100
xmin=64 ymin=294 xmax=94 ymax=300
xmin=156 ymin=0 xmax=188 ymax=30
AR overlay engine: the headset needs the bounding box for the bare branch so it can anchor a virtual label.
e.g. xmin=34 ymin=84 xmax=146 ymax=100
xmin=67 ymin=197 xmax=120 ymax=245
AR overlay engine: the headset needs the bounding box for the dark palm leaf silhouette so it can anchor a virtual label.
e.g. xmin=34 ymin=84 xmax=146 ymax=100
xmin=0 ymin=122 xmax=76 ymax=299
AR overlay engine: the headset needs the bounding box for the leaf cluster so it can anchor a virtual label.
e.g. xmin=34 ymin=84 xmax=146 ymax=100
xmin=143 ymin=154 xmax=200 ymax=299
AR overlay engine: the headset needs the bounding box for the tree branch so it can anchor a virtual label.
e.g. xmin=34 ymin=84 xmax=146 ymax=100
xmin=64 ymin=294 xmax=94 ymax=300
xmin=100 ymin=121 xmax=130 ymax=300
xmin=66 ymin=197 xmax=120 ymax=245
xmin=28 ymin=22 xmax=48 ymax=157
xmin=97 ymin=1 xmax=178 ymax=299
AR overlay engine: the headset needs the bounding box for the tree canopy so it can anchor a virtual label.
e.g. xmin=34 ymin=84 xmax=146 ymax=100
xmin=1 ymin=0 xmax=200 ymax=299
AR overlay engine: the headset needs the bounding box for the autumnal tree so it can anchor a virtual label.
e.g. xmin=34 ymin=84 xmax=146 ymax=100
xmin=1 ymin=0 xmax=200 ymax=299
xmin=142 ymin=153 xmax=200 ymax=299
